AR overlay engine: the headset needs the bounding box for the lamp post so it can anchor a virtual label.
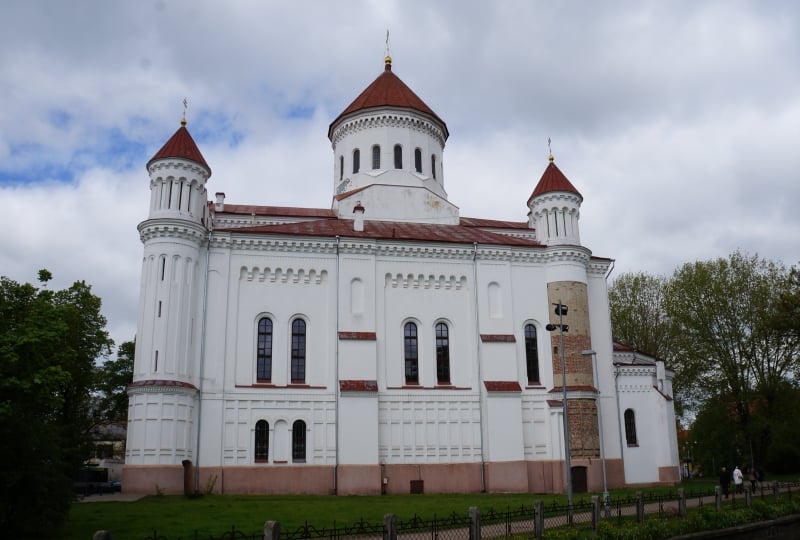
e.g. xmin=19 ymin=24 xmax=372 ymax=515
xmin=546 ymin=302 xmax=571 ymax=515
xmin=582 ymin=348 xmax=609 ymax=516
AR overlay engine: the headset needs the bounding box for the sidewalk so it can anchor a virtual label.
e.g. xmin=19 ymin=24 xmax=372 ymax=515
xmin=77 ymin=492 xmax=146 ymax=503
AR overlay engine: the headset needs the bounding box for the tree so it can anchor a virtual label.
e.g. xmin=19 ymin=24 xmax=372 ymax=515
xmin=94 ymin=339 xmax=134 ymax=426
xmin=665 ymin=252 xmax=800 ymax=466
xmin=0 ymin=271 xmax=112 ymax=537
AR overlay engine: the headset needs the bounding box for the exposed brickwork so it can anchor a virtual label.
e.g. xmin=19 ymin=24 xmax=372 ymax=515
xmin=547 ymin=281 xmax=599 ymax=457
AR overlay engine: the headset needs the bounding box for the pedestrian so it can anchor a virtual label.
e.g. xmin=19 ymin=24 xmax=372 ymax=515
xmin=719 ymin=466 xmax=731 ymax=498
xmin=748 ymin=468 xmax=757 ymax=491
xmin=733 ymin=465 xmax=743 ymax=493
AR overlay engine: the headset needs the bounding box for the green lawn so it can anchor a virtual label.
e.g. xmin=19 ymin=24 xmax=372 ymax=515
xmin=58 ymin=476 xmax=795 ymax=540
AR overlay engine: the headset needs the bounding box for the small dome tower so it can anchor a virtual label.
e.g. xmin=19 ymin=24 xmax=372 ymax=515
xmin=126 ymin=117 xmax=210 ymax=476
xmin=528 ymin=153 xmax=583 ymax=246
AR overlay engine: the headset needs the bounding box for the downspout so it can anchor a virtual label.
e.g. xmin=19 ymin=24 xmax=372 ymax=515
xmin=333 ymin=236 xmax=340 ymax=494
xmin=614 ymin=364 xmax=625 ymax=468
xmin=194 ymin=228 xmax=212 ymax=494
xmin=472 ymin=242 xmax=486 ymax=492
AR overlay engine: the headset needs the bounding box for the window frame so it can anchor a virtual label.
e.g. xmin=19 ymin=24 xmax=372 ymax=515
xmin=524 ymin=323 xmax=540 ymax=385
xmin=431 ymin=154 xmax=437 ymax=179
xmin=394 ymin=144 xmax=403 ymax=169
xmin=624 ymin=409 xmax=638 ymax=446
xmin=404 ymin=321 xmax=419 ymax=385
xmin=292 ymin=419 xmax=306 ymax=462
xmin=255 ymin=420 xmax=269 ymax=462
xmin=290 ymin=318 xmax=307 ymax=384
xmin=435 ymin=321 xmax=451 ymax=385
xmin=256 ymin=317 xmax=273 ymax=382
xmin=353 ymin=148 xmax=360 ymax=174
xmin=372 ymin=145 xmax=381 ymax=169
xmin=414 ymin=148 xmax=422 ymax=173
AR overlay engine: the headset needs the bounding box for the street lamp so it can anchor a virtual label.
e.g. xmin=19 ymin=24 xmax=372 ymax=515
xmin=546 ymin=301 xmax=572 ymax=515
xmin=582 ymin=348 xmax=609 ymax=516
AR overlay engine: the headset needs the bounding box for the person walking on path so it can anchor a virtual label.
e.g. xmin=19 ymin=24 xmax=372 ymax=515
xmin=733 ymin=465 xmax=743 ymax=493
xmin=719 ymin=466 xmax=731 ymax=498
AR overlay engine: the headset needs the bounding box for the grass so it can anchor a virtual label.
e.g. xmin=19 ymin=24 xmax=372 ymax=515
xmin=58 ymin=475 xmax=800 ymax=540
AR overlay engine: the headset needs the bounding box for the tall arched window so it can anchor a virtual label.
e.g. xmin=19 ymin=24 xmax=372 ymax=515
xmin=624 ymin=409 xmax=638 ymax=446
xmin=257 ymin=317 xmax=273 ymax=381
xmin=414 ymin=148 xmax=422 ymax=173
xmin=292 ymin=420 xmax=306 ymax=462
xmin=291 ymin=319 xmax=306 ymax=383
xmin=372 ymin=145 xmax=381 ymax=169
xmin=394 ymin=144 xmax=402 ymax=169
xmin=339 ymin=156 xmax=343 ymax=181
xmin=404 ymin=322 xmax=419 ymax=384
xmin=352 ymin=148 xmax=360 ymax=173
xmin=524 ymin=324 xmax=540 ymax=384
xmin=255 ymin=420 xmax=269 ymax=462
xmin=431 ymin=154 xmax=437 ymax=179
xmin=435 ymin=322 xmax=450 ymax=384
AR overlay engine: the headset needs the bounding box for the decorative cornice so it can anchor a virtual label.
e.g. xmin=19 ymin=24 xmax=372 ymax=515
xmin=127 ymin=379 xmax=199 ymax=396
xmin=331 ymin=111 xmax=446 ymax=148
xmin=148 ymin=158 xmax=210 ymax=181
xmin=139 ymin=219 xmax=208 ymax=244
xmin=240 ymin=265 xmax=328 ymax=284
xmin=529 ymin=191 xmax=582 ymax=208
xmin=385 ymin=272 xmax=467 ymax=290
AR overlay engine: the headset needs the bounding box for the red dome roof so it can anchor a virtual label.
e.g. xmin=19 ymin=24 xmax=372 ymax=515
xmin=147 ymin=123 xmax=211 ymax=175
xmin=528 ymin=160 xmax=581 ymax=202
xmin=328 ymin=60 xmax=448 ymax=140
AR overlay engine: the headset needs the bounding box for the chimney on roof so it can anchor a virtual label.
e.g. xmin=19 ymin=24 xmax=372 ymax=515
xmin=215 ymin=192 xmax=225 ymax=212
xmin=353 ymin=201 xmax=365 ymax=232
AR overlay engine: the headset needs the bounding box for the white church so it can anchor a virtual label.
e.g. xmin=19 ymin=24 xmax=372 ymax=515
xmin=123 ymin=55 xmax=679 ymax=495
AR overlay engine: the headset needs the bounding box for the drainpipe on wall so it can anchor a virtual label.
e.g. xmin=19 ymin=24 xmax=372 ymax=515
xmin=472 ymin=242 xmax=487 ymax=492
xmin=333 ymin=236 xmax=340 ymax=494
xmin=194 ymin=229 xmax=212 ymax=494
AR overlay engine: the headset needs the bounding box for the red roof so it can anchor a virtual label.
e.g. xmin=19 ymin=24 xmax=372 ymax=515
xmin=216 ymin=204 xmax=335 ymax=219
xmin=528 ymin=161 xmax=581 ymax=202
xmin=221 ymin=218 xmax=543 ymax=247
xmin=148 ymin=122 xmax=211 ymax=174
xmin=328 ymin=59 xmax=448 ymax=139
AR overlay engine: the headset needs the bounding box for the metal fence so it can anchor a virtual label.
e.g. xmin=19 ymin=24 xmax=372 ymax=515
xmin=100 ymin=481 xmax=799 ymax=540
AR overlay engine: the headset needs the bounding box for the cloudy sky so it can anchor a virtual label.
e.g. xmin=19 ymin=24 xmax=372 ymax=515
xmin=1 ymin=0 xmax=798 ymax=352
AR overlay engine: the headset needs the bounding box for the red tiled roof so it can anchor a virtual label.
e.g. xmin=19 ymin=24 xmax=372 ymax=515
xmin=613 ymin=342 xmax=635 ymax=352
xmin=328 ymin=60 xmax=448 ymax=139
xmin=148 ymin=123 xmax=211 ymax=174
xmin=528 ymin=161 xmax=581 ymax=202
xmin=223 ymin=218 xmax=543 ymax=247
xmin=460 ymin=217 xmax=529 ymax=229
xmin=484 ymin=381 xmax=522 ymax=392
xmin=215 ymin=204 xmax=335 ymax=219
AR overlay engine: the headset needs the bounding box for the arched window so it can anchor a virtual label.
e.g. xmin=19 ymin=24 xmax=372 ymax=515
xmin=255 ymin=420 xmax=269 ymax=462
xmin=353 ymin=148 xmax=360 ymax=173
xmin=372 ymin=145 xmax=381 ymax=169
xmin=524 ymin=324 xmax=540 ymax=384
xmin=404 ymin=322 xmax=419 ymax=384
xmin=292 ymin=420 xmax=306 ymax=462
xmin=414 ymin=148 xmax=422 ymax=173
xmin=435 ymin=322 xmax=450 ymax=384
xmin=257 ymin=317 xmax=273 ymax=381
xmin=339 ymin=156 xmax=344 ymax=181
xmin=624 ymin=409 xmax=638 ymax=446
xmin=431 ymin=154 xmax=437 ymax=179
xmin=394 ymin=144 xmax=402 ymax=169
xmin=291 ymin=319 xmax=306 ymax=383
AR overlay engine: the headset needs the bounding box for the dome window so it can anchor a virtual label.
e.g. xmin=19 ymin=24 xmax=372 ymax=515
xmin=372 ymin=145 xmax=381 ymax=169
xmin=394 ymin=145 xmax=402 ymax=169
xmin=414 ymin=148 xmax=422 ymax=173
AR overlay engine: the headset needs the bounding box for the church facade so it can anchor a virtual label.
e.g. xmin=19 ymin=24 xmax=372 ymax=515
xmin=123 ymin=56 xmax=679 ymax=495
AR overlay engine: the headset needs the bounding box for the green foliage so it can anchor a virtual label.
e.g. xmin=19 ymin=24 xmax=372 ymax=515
xmin=0 ymin=271 xmax=112 ymax=538
xmin=94 ymin=339 xmax=134 ymax=425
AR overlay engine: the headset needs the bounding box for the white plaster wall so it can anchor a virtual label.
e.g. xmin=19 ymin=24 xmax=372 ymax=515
xmin=126 ymin=391 xmax=196 ymax=465
xmin=338 ymin=395 xmax=379 ymax=464
xmin=484 ymin=394 xmax=525 ymax=461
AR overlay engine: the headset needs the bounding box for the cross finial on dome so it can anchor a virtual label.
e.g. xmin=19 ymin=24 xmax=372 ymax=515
xmin=547 ymin=137 xmax=554 ymax=162
xmin=181 ymin=97 xmax=188 ymax=126
xmin=384 ymin=29 xmax=392 ymax=70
